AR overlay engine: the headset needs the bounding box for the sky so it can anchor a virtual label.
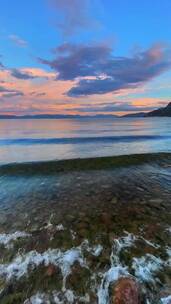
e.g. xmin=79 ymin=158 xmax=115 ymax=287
xmin=0 ymin=0 xmax=171 ymax=116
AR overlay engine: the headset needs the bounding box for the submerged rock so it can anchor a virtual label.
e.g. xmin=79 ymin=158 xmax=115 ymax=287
xmin=110 ymin=277 xmax=141 ymax=304
xmin=100 ymin=212 xmax=112 ymax=228
xmin=0 ymin=214 xmax=7 ymax=225
xmin=111 ymin=197 xmax=118 ymax=204
xmin=45 ymin=264 xmax=58 ymax=277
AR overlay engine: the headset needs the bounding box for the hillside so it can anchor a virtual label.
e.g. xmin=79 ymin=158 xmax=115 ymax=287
xmin=147 ymin=102 xmax=171 ymax=117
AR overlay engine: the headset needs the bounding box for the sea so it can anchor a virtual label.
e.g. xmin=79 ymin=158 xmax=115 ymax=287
xmin=0 ymin=117 xmax=171 ymax=164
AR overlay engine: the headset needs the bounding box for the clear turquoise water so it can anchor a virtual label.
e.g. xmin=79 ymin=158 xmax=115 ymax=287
xmin=0 ymin=117 xmax=171 ymax=164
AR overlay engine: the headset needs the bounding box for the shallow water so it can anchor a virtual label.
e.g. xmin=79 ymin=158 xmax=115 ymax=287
xmin=0 ymin=161 xmax=171 ymax=303
xmin=0 ymin=117 xmax=171 ymax=164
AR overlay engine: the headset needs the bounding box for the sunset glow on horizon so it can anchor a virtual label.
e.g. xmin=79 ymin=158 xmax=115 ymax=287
xmin=0 ymin=0 xmax=171 ymax=116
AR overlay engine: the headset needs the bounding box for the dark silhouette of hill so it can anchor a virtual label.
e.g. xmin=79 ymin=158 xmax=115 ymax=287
xmin=147 ymin=102 xmax=171 ymax=117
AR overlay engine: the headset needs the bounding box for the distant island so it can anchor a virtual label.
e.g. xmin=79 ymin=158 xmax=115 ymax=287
xmin=0 ymin=102 xmax=171 ymax=119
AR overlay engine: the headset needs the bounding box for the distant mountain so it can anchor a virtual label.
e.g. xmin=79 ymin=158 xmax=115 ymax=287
xmin=0 ymin=103 xmax=170 ymax=119
xmin=0 ymin=114 xmax=118 ymax=119
xmin=121 ymin=112 xmax=146 ymax=118
xmin=147 ymin=102 xmax=171 ymax=117
xmin=0 ymin=114 xmax=84 ymax=119
xmin=0 ymin=115 xmax=18 ymax=119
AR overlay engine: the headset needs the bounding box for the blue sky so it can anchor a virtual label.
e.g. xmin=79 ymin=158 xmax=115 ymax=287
xmin=0 ymin=0 xmax=171 ymax=115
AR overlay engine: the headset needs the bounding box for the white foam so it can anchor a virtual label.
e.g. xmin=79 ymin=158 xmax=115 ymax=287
xmin=79 ymin=293 xmax=90 ymax=303
xmin=141 ymin=237 xmax=160 ymax=249
xmin=98 ymin=265 xmax=129 ymax=304
xmin=56 ymin=224 xmax=65 ymax=231
xmin=1 ymin=231 xmax=170 ymax=304
xmin=0 ymin=231 xmax=30 ymax=248
xmin=97 ymin=233 xmax=132 ymax=304
xmin=41 ymin=217 xmax=65 ymax=232
xmin=75 ymin=239 xmax=104 ymax=258
xmin=83 ymin=241 xmax=103 ymax=257
xmin=0 ymin=239 xmax=105 ymax=293
xmin=115 ymin=231 xmax=160 ymax=251
xmin=161 ymin=295 xmax=171 ymax=304
xmin=52 ymin=292 xmax=64 ymax=304
xmin=166 ymin=247 xmax=171 ymax=267
xmin=166 ymin=247 xmax=171 ymax=257
xmin=91 ymin=244 xmax=103 ymax=257
xmin=132 ymin=254 xmax=163 ymax=283
xmin=24 ymin=292 xmax=51 ymax=304
xmin=60 ymin=248 xmax=85 ymax=290
xmin=64 ymin=290 xmax=74 ymax=303
xmin=24 ymin=290 xmax=90 ymax=304
xmin=166 ymin=227 xmax=171 ymax=234
xmin=0 ymin=247 xmax=85 ymax=290
xmin=97 ymin=232 xmax=164 ymax=304
xmin=70 ymin=230 xmax=76 ymax=240
xmin=110 ymin=232 xmax=136 ymax=266
xmin=42 ymin=214 xmax=54 ymax=230
xmin=113 ymin=232 xmax=137 ymax=254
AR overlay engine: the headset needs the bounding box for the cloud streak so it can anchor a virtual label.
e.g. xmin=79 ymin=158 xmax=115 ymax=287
xmin=39 ymin=43 xmax=171 ymax=97
xmin=0 ymin=62 xmax=4 ymax=69
xmin=0 ymin=85 xmax=24 ymax=98
xmin=10 ymin=68 xmax=53 ymax=80
xmin=11 ymin=69 xmax=38 ymax=80
xmin=0 ymin=86 xmax=16 ymax=93
xmin=9 ymin=35 xmax=28 ymax=47
xmin=49 ymin=0 xmax=94 ymax=35
xmin=2 ymin=92 xmax=24 ymax=98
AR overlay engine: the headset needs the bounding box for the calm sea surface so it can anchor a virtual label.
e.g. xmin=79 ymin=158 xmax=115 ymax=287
xmin=0 ymin=117 xmax=171 ymax=164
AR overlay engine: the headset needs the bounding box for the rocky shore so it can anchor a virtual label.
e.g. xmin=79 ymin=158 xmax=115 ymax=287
xmin=0 ymin=153 xmax=171 ymax=303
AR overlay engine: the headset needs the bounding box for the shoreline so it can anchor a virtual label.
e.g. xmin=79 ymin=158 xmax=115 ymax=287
xmin=1 ymin=152 xmax=171 ymax=175
xmin=0 ymin=152 xmax=171 ymax=303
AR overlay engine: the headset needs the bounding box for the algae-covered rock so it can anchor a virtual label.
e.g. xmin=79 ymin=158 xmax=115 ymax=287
xmin=111 ymin=197 xmax=118 ymax=204
xmin=0 ymin=292 xmax=24 ymax=304
xmin=66 ymin=262 xmax=91 ymax=295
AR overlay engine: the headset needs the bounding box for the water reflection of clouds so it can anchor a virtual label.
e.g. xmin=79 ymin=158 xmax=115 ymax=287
xmin=0 ymin=118 xmax=171 ymax=164
xmin=0 ymin=144 xmax=75 ymax=164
